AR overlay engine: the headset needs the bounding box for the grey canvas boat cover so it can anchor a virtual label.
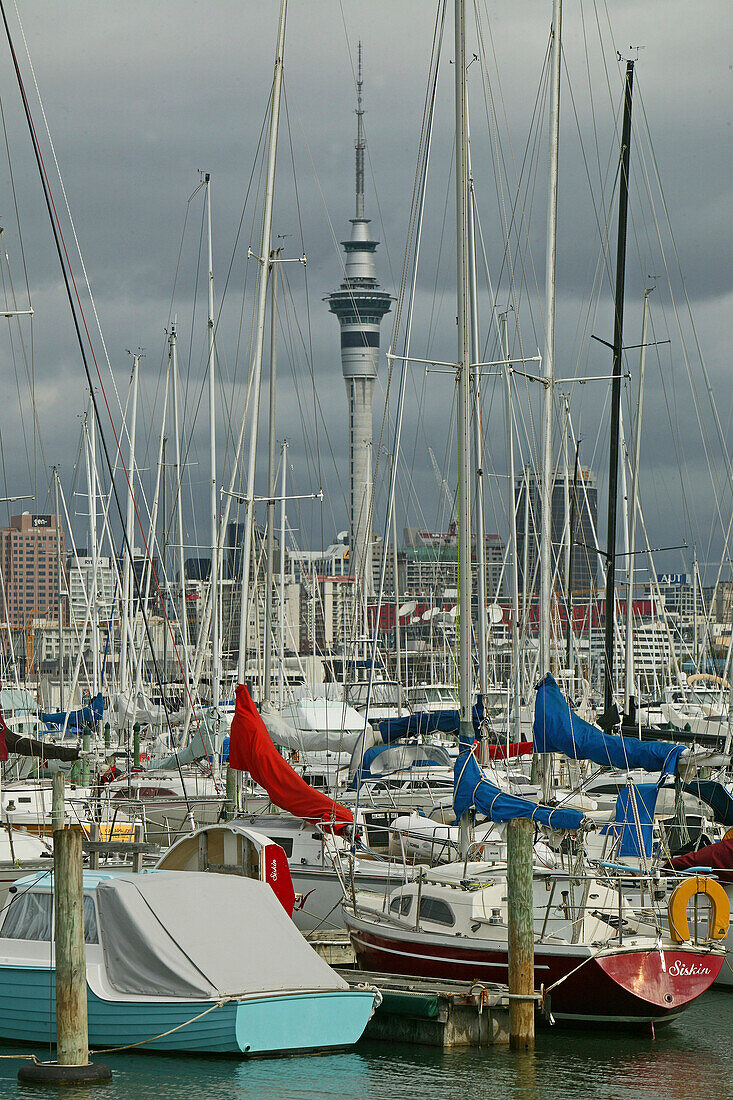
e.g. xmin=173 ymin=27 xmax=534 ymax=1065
xmin=96 ymin=872 xmax=349 ymax=1000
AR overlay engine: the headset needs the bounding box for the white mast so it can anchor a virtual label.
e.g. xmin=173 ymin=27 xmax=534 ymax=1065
xmin=539 ymin=0 xmax=562 ymax=682
xmin=624 ymin=289 xmax=650 ymax=716
xmin=170 ymin=325 xmax=190 ymax=692
xmin=468 ymin=118 xmax=487 ymax=699
xmin=278 ymin=439 xmax=287 ymax=709
xmin=502 ymin=314 xmax=522 ymax=743
xmin=205 ymin=173 xmax=221 ymax=711
xmin=455 ymin=0 xmax=473 ymax=856
xmin=84 ymin=404 xmax=100 ymax=697
xmin=119 ymin=352 xmax=140 ymax=696
xmin=264 ymin=252 xmax=279 ymax=706
xmin=237 ymin=0 xmax=288 ymax=685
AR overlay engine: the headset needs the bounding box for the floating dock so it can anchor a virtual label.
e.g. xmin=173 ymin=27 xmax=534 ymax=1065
xmin=337 ymin=968 xmax=515 ymax=1048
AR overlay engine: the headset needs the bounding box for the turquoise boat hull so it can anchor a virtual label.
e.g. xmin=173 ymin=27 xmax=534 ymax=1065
xmin=0 ymin=966 xmax=375 ymax=1055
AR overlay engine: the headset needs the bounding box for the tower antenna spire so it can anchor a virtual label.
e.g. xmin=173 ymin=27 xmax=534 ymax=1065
xmin=355 ymin=41 xmax=365 ymax=220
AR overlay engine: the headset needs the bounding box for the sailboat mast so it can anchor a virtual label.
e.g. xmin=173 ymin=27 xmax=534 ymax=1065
xmin=278 ymin=439 xmax=287 ymax=709
xmin=624 ymin=287 xmax=650 ymax=716
xmin=502 ymin=315 xmax=522 ymax=743
xmin=84 ymin=406 xmax=100 ymax=697
xmin=170 ymin=326 xmax=190 ymax=690
xmin=455 ymin=0 xmax=473 ymax=851
xmin=467 ymin=125 xmax=487 ymax=699
xmin=264 ymin=252 xmax=279 ymax=706
xmin=205 ymin=173 xmax=221 ymax=711
xmin=539 ymin=0 xmax=562 ymax=681
xmin=603 ymin=59 xmax=635 ymax=724
xmin=53 ymin=467 xmax=64 ymax=713
xmin=237 ymin=0 xmax=287 ymax=685
xmin=119 ymin=353 xmax=139 ymax=696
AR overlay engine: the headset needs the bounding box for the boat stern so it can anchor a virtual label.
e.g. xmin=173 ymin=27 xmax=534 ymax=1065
xmin=596 ymin=945 xmax=724 ymax=1013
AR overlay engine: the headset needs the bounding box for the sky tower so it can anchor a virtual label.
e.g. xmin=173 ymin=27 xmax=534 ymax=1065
xmin=326 ymin=44 xmax=391 ymax=600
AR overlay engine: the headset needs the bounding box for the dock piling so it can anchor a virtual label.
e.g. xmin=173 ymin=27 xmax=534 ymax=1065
xmin=507 ymin=816 xmax=535 ymax=1051
xmin=18 ymin=774 xmax=111 ymax=1085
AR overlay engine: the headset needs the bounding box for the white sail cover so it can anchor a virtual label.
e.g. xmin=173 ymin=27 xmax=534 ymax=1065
xmin=111 ymin=690 xmax=186 ymax=726
xmin=96 ymin=872 xmax=348 ymax=999
xmin=261 ymin=701 xmax=375 ymax=755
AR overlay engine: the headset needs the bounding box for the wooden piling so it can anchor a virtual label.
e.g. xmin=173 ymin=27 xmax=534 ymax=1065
xmin=54 ymin=825 xmax=89 ymax=1066
xmin=507 ymin=817 xmax=535 ymax=1051
xmin=51 ymin=770 xmax=65 ymax=833
xmin=19 ymin=801 xmax=110 ymax=1084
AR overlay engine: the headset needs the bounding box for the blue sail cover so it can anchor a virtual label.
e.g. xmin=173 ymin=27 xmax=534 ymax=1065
xmin=453 ymin=750 xmax=584 ymax=831
xmin=602 ymin=783 xmax=658 ymax=858
xmin=379 ymin=697 xmax=485 ymax=744
xmin=42 ymin=692 xmax=104 ymax=729
xmin=533 ymin=675 xmax=685 ymax=777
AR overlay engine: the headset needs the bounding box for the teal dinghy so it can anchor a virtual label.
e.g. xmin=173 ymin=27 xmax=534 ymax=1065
xmin=0 ymin=870 xmax=377 ymax=1055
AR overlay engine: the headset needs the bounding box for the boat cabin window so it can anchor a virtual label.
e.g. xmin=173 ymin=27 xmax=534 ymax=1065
xmin=418 ymin=896 xmax=455 ymax=927
xmin=270 ymin=837 xmax=294 ymax=858
xmin=1 ymin=891 xmax=99 ymax=944
xmin=389 ymin=895 xmax=413 ymax=917
xmin=1 ymin=891 xmax=52 ymax=940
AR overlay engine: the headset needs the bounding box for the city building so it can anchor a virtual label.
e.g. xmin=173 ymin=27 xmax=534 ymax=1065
xmin=67 ymin=554 xmax=115 ymax=627
xmin=0 ymin=513 xmax=65 ymax=631
xmin=402 ymin=525 xmax=504 ymax=604
xmin=299 ymin=574 xmax=356 ymax=655
xmin=515 ymin=465 xmax=597 ymax=599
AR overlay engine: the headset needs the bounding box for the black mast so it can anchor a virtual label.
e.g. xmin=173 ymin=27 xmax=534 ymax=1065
xmin=602 ymin=59 xmax=635 ymax=728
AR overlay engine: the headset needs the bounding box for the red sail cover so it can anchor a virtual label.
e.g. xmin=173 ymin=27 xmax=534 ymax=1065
xmin=228 ymin=684 xmax=354 ymax=832
xmin=487 ymin=741 xmax=533 ymax=760
xmin=669 ymin=836 xmax=733 ymax=884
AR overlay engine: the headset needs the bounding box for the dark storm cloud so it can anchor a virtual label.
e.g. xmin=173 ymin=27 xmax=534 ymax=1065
xmin=0 ymin=0 xmax=729 ymax=581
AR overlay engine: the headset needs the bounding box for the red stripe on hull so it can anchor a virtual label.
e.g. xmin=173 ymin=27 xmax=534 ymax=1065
xmin=349 ymin=926 xmax=722 ymax=1025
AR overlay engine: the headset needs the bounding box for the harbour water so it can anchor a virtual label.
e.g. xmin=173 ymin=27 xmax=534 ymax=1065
xmin=1 ymin=988 xmax=731 ymax=1100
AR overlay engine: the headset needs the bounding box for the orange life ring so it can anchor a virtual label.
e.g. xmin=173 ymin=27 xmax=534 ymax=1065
xmin=667 ymin=874 xmax=730 ymax=943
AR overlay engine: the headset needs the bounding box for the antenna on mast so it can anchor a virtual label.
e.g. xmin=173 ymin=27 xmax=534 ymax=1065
xmin=355 ymin=41 xmax=365 ymax=220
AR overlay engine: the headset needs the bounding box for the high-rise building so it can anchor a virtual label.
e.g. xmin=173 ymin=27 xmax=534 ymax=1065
xmin=67 ymin=554 xmax=115 ymax=626
xmin=402 ymin=525 xmax=504 ymax=602
xmin=0 ymin=513 xmax=65 ymax=628
xmin=515 ymin=466 xmax=597 ymax=599
xmin=326 ymin=46 xmax=391 ymax=600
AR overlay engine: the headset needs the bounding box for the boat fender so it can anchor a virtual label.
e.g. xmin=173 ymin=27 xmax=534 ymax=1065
xmin=667 ymin=874 xmax=730 ymax=943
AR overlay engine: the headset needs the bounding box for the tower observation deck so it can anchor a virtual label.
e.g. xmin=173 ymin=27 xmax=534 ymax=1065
xmin=326 ymin=44 xmax=391 ymax=600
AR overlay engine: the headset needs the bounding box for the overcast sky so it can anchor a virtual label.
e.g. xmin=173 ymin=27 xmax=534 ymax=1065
xmin=0 ymin=0 xmax=730 ymax=588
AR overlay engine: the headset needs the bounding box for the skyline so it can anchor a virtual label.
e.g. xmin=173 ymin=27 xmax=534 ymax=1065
xmin=0 ymin=1 xmax=729 ymax=587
